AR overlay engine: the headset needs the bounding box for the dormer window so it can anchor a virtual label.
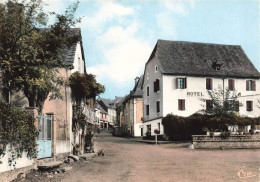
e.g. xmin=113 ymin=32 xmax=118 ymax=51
xmin=212 ymin=61 xmax=222 ymax=71
xmin=155 ymin=66 xmax=158 ymax=72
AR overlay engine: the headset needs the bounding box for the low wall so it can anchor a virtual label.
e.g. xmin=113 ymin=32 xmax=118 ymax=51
xmin=192 ymin=134 xmax=260 ymax=149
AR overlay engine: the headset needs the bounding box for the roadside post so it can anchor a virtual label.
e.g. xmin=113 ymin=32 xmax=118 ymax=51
xmin=154 ymin=129 xmax=159 ymax=145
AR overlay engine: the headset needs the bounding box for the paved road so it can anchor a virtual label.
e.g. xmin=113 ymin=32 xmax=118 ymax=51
xmin=54 ymin=130 xmax=259 ymax=182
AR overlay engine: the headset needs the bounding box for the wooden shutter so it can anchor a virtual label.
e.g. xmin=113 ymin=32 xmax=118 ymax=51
xmin=154 ymin=79 xmax=160 ymax=92
xmin=235 ymin=101 xmax=239 ymax=112
xmin=206 ymin=78 xmax=212 ymax=90
xmin=252 ymin=80 xmax=256 ymax=91
xmin=176 ymin=78 xmax=178 ymax=89
xmin=184 ymin=77 xmax=187 ymax=88
xmin=228 ymin=79 xmax=234 ymax=90
xmin=246 ymin=80 xmax=249 ymax=91
xmin=182 ymin=100 xmax=185 ymax=110
xmin=246 ymin=101 xmax=253 ymax=111
xmin=178 ymin=100 xmax=181 ymax=110
xmin=146 ymin=105 xmax=149 ymax=116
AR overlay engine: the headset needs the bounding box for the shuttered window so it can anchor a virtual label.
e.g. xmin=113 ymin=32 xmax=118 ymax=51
xmin=156 ymin=101 xmax=160 ymax=113
xmin=246 ymin=101 xmax=253 ymax=111
xmin=146 ymin=105 xmax=149 ymax=116
xmin=235 ymin=101 xmax=239 ymax=112
xmin=206 ymin=78 xmax=212 ymax=90
xmin=178 ymin=99 xmax=185 ymax=110
xmin=246 ymin=80 xmax=256 ymax=91
xmin=228 ymin=79 xmax=235 ymax=90
xmin=206 ymin=100 xmax=213 ymax=110
xmin=154 ymin=79 xmax=160 ymax=92
xmin=176 ymin=77 xmax=187 ymax=89
xmin=147 ymin=86 xmax=149 ymax=96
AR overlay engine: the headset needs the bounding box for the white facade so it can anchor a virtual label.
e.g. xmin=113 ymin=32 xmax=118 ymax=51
xmin=143 ymin=57 xmax=260 ymax=136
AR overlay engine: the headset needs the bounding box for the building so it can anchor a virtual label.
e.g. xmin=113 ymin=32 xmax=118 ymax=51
xmin=142 ymin=40 xmax=260 ymax=137
xmin=0 ymin=28 xmax=98 ymax=178
xmin=117 ymin=76 xmax=144 ymax=137
xmin=97 ymin=97 xmax=122 ymax=129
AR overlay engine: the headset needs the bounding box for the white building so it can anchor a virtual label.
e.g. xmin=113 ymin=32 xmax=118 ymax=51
xmin=142 ymin=40 xmax=260 ymax=137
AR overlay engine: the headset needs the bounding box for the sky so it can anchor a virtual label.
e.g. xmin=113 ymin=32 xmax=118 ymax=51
xmin=22 ymin=0 xmax=260 ymax=99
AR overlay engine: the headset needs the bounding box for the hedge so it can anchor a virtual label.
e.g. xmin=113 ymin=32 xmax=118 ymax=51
xmin=162 ymin=113 xmax=260 ymax=141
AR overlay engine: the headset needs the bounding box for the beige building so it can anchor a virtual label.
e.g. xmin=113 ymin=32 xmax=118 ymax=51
xmin=118 ymin=76 xmax=144 ymax=137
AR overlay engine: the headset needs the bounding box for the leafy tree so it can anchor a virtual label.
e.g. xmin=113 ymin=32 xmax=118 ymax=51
xmin=0 ymin=0 xmax=80 ymax=112
xmin=69 ymin=72 xmax=105 ymax=104
xmin=201 ymin=86 xmax=241 ymax=117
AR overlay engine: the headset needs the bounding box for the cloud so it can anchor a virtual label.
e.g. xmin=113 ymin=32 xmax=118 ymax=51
xmin=160 ymin=0 xmax=195 ymax=15
xmin=87 ymin=22 xmax=152 ymax=84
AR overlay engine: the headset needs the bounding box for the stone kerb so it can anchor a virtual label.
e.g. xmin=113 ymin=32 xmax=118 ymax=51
xmin=192 ymin=134 xmax=260 ymax=149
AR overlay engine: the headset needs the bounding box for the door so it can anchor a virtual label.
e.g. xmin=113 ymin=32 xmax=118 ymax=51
xmin=37 ymin=115 xmax=52 ymax=159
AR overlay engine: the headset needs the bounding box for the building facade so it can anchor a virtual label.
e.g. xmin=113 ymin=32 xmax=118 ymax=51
xmin=142 ymin=40 xmax=260 ymax=137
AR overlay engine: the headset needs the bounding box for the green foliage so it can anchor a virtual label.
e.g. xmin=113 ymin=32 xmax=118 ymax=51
xmin=201 ymin=86 xmax=241 ymax=117
xmin=72 ymin=104 xmax=87 ymax=131
xmin=69 ymin=72 xmax=105 ymax=103
xmin=162 ymin=113 xmax=260 ymax=141
xmin=0 ymin=0 xmax=80 ymax=112
xmin=0 ymin=101 xmax=38 ymax=166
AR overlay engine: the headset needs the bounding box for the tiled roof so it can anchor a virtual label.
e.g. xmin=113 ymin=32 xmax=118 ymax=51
xmin=40 ymin=28 xmax=84 ymax=70
xmin=147 ymin=40 xmax=260 ymax=78
xmin=132 ymin=75 xmax=144 ymax=97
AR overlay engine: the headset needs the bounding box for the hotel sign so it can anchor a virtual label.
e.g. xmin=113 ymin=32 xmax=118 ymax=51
xmin=187 ymin=92 xmax=204 ymax=97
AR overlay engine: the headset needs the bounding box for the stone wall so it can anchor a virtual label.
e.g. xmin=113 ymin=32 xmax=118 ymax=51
xmin=192 ymin=134 xmax=260 ymax=149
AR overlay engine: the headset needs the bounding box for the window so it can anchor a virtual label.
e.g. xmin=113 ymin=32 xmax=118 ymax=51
xmin=246 ymin=80 xmax=256 ymax=91
xmin=178 ymin=99 xmax=185 ymax=110
xmin=229 ymin=100 xmax=239 ymax=112
xmin=246 ymin=101 xmax=253 ymax=111
xmin=228 ymin=79 xmax=235 ymax=90
xmin=155 ymin=66 xmax=158 ymax=72
xmin=146 ymin=105 xmax=149 ymax=116
xmin=146 ymin=125 xmax=151 ymax=136
xmin=156 ymin=101 xmax=160 ymax=113
xmin=206 ymin=78 xmax=212 ymax=90
xmin=176 ymin=77 xmax=186 ymax=89
xmin=158 ymin=123 xmax=160 ymax=134
xmin=206 ymin=100 xmax=213 ymax=110
xmin=147 ymin=86 xmax=149 ymax=97
xmin=154 ymin=79 xmax=160 ymax=92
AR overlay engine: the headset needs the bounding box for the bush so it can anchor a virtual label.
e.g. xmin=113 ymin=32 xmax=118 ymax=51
xmin=162 ymin=113 xmax=260 ymax=141
xmin=0 ymin=101 xmax=38 ymax=166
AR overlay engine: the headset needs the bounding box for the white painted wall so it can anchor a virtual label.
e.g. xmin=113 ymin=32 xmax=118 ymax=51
xmin=142 ymin=56 xmax=260 ymax=135
xmin=71 ymin=42 xmax=84 ymax=74
xmin=163 ymin=75 xmax=260 ymax=117
xmin=0 ymin=144 xmax=34 ymax=173
xmin=142 ymin=118 xmax=164 ymax=136
xmin=56 ymin=140 xmax=71 ymax=154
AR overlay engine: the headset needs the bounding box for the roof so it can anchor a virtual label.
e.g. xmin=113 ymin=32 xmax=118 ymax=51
xmin=132 ymin=75 xmax=144 ymax=97
xmin=147 ymin=40 xmax=260 ymax=79
xmin=40 ymin=28 xmax=85 ymax=71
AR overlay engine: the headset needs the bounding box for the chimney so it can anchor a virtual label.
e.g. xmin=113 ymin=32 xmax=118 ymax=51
xmin=135 ymin=77 xmax=139 ymax=85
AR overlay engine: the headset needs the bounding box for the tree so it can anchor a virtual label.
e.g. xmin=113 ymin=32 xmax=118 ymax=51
xmin=69 ymin=72 xmax=105 ymax=104
xmin=201 ymin=86 xmax=241 ymax=117
xmin=0 ymin=0 xmax=80 ymax=112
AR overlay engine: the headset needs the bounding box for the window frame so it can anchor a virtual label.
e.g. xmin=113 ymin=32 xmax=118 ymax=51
xmin=206 ymin=78 xmax=212 ymax=90
xmin=228 ymin=79 xmax=235 ymax=91
xmin=146 ymin=104 xmax=150 ymax=116
xmin=156 ymin=101 xmax=160 ymax=113
xmin=206 ymin=100 xmax=213 ymax=111
xmin=246 ymin=101 xmax=253 ymax=111
xmin=154 ymin=79 xmax=160 ymax=92
xmin=176 ymin=77 xmax=187 ymax=89
xmin=246 ymin=80 xmax=256 ymax=91
xmin=178 ymin=99 xmax=185 ymax=111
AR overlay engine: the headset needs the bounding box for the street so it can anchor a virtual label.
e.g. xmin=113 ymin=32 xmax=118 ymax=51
xmin=22 ymin=130 xmax=260 ymax=182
